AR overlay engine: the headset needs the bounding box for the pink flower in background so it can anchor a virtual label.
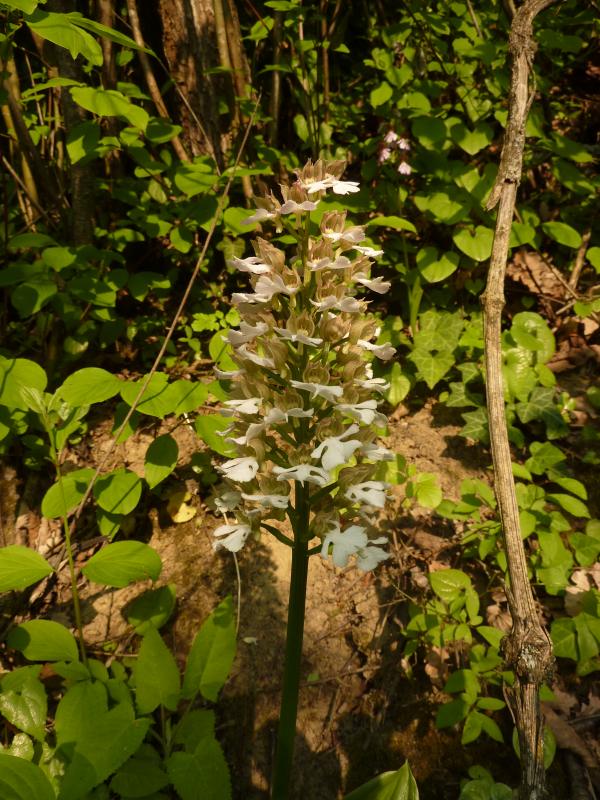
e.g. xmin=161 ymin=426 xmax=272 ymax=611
xmin=398 ymin=162 xmax=412 ymax=176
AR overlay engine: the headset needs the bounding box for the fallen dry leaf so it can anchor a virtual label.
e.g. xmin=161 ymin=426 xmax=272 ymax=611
xmin=166 ymin=489 xmax=197 ymax=523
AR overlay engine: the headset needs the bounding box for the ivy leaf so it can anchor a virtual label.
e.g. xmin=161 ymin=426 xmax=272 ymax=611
xmin=429 ymin=569 xmax=471 ymax=604
xmin=551 ymin=618 xmax=577 ymax=660
xmin=408 ymin=349 xmax=455 ymax=390
xmin=416 ymin=247 xmax=460 ymax=283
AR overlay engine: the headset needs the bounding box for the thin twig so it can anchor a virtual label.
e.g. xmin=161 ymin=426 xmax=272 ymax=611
xmin=568 ymin=228 xmax=592 ymax=292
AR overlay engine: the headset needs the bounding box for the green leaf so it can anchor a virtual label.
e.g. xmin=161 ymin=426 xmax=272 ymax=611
xmin=173 ymin=161 xmax=217 ymax=197
xmin=385 ymin=363 xmax=411 ymax=405
xmin=125 ymin=584 xmax=177 ymax=633
xmin=0 ymin=357 xmax=47 ymax=410
xmin=461 ymin=710 xmax=483 ymax=744
xmin=587 ymin=247 xmax=600 ymax=273
xmin=195 ymin=414 xmax=237 ymax=457
xmin=450 ymin=121 xmax=494 ymax=155
xmin=453 ymin=226 xmax=494 ymax=262
xmin=429 ymin=569 xmax=471 ymax=604
xmin=366 ymin=216 xmax=417 ymax=233
xmin=41 ymin=468 xmax=94 ymax=520
xmin=182 ymin=596 xmax=236 ymax=702
xmin=0 ymin=676 xmax=47 ymax=740
xmin=0 ymin=754 xmax=55 ymax=800
xmin=0 ymin=546 xmax=53 ymax=592
xmin=370 ymin=82 xmax=393 ymax=108
xmin=409 ymin=349 xmax=455 ymax=390
xmin=71 ymin=87 xmax=149 ymax=130
xmin=414 ymin=193 xmax=470 ymax=225
xmin=82 ymin=541 xmax=162 ymax=588
xmin=548 ymin=493 xmax=590 ymax=519
xmin=109 ymin=747 xmax=169 ymax=798
xmin=416 ymin=248 xmax=460 ymax=283
xmin=435 ymin=697 xmax=470 ymax=728
xmin=167 ymin=737 xmax=231 ymax=800
xmin=412 ymin=116 xmax=446 ymax=147
xmin=3 ymin=0 xmax=39 ymax=12
xmin=27 ymin=11 xmax=102 ymax=64
xmin=343 ymin=761 xmax=419 ymax=799
xmin=7 ymin=619 xmax=79 ymax=662
xmin=145 ymin=434 xmax=178 ymax=489
xmin=120 ymin=373 xmax=174 ymax=417
xmin=526 ymin=441 xmax=565 ymax=475
xmin=541 ymin=221 xmax=582 ymax=249
xmin=173 ymin=709 xmax=216 ymax=751
xmin=11 ymin=280 xmax=57 ymax=317
xmin=411 ymin=472 xmax=442 ymax=509
xmin=510 ymin=312 xmax=555 ymax=363
xmin=58 ymin=368 xmax=122 ymax=406
xmin=146 ymin=118 xmax=182 ymax=143
xmin=93 ymin=468 xmax=142 ymax=515
xmin=56 ymin=690 xmax=150 ymax=800
xmin=166 ymin=379 xmax=209 ymax=415
xmin=551 ymin=617 xmax=577 ymax=660
xmin=444 ymin=669 xmax=480 ymax=700
xmin=68 ymin=13 xmax=150 ymax=54
xmin=134 ymin=627 xmax=180 ymax=714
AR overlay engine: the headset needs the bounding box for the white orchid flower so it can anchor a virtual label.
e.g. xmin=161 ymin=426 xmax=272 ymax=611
xmin=274 ymin=327 xmax=323 ymax=346
xmin=286 ymin=407 xmax=315 ymax=418
xmin=242 ymin=208 xmax=278 ymax=225
xmin=345 ymin=480 xmax=390 ymax=508
xmin=235 ymin=344 xmax=276 ymax=369
xmin=360 ymin=442 xmax=395 ymax=462
xmin=357 ymin=377 xmax=389 ymax=394
xmin=308 ymin=255 xmax=353 ymax=272
xmin=290 ymin=380 xmax=344 ymax=403
xmin=241 ymin=492 xmax=290 ymax=509
xmin=229 ymin=422 xmax=266 ymax=446
xmin=218 ymin=456 xmax=259 ymax=483
xmin=214 ymin=367 xmax=245 ymax=379
xmin=321 ymin=524 xmax=388 ymax=570
xmin=354 ymin=246 xmax=384 ymax=258
xmin=227 ymin=321 xmax=269 ymax=346
xmin=279 ymin=199 xmax=319 ymax=214
xmin=254 ymin=273 xmax=299 ymax=300
xmin=311 ymin=295 xmax=362 ymax=313
xmin=357 ymin=339 xmax=396 ymax=360
xmin=229 ymin=255 xmax=272 ymax=274
xmin=213 ymin=490 xmax=241 ymax=513
xmin=305 ymin=178 xmax=360 ymax=195
xmin=213 ymin=523 xmax=251 ymax=552
xmin=336 ymin=400 xmax=387 ymax=427
xmin=323 ymin=227 xmax=365 ymax=245
xmin=224 ymin=397 xmax=262 ymax=415
xmin=311 ymin=425 xmax=363 ymax=471
xmin=231 ymin=291 xmax=269 ymax=305
xmin=273 ymin=464 xmax=330 ymax=486
xmin=354 ymin=274 xmax=391 ymax=294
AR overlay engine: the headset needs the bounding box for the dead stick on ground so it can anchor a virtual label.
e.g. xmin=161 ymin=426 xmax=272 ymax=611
xmin=483 ymin=2 xmax=559 ymax=799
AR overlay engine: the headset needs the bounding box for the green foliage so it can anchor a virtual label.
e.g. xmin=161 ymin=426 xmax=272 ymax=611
xmin=344 ymin=761 xmax=419 ymax=799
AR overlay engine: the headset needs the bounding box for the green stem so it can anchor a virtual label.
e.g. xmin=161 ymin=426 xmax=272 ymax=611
xmin=51 ymin=446 xmax=87 ymax=665
xmin=271 ymin=481 xmax=310 ymax=799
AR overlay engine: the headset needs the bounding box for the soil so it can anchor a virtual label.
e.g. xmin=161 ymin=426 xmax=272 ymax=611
xmin=0 ymin=398 xmax=596 ymax=799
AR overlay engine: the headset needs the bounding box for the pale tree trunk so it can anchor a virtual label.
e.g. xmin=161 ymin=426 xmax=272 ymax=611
xmin=483 ymin=2 xmax=560 ymax=799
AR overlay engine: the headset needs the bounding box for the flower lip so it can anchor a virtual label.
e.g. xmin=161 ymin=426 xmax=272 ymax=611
xmin=272 ymin=463 xmax=330 ymax=487
xmin=213 ymin=523 xmax=251 ymax=552
xmin=218 ymin=456 xmax=259 ymax=483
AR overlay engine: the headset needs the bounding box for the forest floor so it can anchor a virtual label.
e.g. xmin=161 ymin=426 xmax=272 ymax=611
xmin=2 ymin=390 xmax=599 ymax=798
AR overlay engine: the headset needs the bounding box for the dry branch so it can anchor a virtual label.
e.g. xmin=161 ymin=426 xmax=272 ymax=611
xmin=483 ymin=1 xmax=560 ymax=798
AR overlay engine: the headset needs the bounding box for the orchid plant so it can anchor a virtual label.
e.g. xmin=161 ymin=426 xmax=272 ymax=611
xmin=211 ymin=159 xmax=395 ymax=798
